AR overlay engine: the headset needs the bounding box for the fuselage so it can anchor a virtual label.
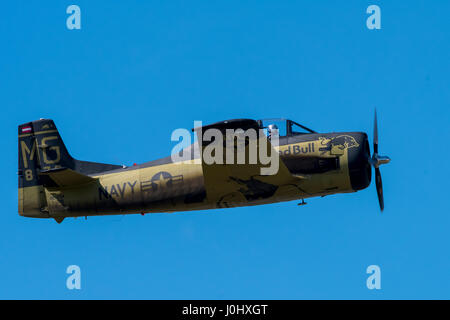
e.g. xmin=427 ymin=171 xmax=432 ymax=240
xmin=19 ymin=130 xmax=371 ymax=220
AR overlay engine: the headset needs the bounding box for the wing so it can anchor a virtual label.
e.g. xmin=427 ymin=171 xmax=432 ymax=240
xmin=193 ymin=119 xmax=300 ymax=207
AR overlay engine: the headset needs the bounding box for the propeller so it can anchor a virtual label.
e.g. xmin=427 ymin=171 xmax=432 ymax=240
xmin=369 ymin=109 xmax=391 ymax=211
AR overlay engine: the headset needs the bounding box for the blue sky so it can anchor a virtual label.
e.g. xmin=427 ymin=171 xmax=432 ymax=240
xmin=1 ymin=1 xmax=449 ymax=299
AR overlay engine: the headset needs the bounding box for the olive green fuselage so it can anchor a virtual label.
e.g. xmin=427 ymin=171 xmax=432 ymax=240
xmin=19 ymin=132 xmax=371 ymax=221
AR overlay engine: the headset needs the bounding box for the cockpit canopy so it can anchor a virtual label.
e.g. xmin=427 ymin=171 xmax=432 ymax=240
xmin=257 ymin=118 xmax=317 ymax=137
xmin=193 ymin=118 xmax=317 ymax=138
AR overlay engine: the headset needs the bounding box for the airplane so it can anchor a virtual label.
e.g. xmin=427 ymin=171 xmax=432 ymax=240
xmin=18 ymin=112 xmax=390 ymax=223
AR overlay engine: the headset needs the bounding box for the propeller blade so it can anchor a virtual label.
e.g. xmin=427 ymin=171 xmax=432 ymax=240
xmin=373 ymin=109 xmax=378 ymax=154
xmin=370 ymin=109 xmax=388 ymax=212
xmin=375 ymin=167 xmax=384 ymax=211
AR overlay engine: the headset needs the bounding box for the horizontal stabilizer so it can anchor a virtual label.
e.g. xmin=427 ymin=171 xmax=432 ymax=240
xmin=39 ymin=168 xmax=97 ymax=188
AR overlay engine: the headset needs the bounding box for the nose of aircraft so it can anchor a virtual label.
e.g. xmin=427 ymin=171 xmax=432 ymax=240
xmin=347 ymin=132 xmax=372 ymax=191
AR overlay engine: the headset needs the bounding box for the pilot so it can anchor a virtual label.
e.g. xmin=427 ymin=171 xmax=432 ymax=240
xmin=267 ymin=124 xmax=278 ymax=140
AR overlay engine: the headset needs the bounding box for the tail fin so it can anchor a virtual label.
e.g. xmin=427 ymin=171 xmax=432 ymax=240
xmin=18 ymin=119 xmax=122 ymax=218
xmin=19 ymin=119 xmax=74 ymax=180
